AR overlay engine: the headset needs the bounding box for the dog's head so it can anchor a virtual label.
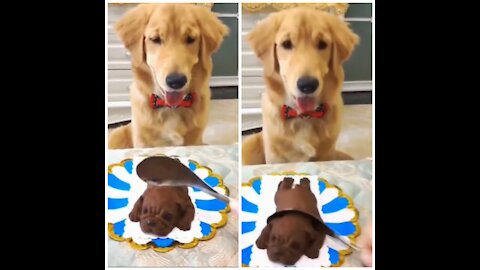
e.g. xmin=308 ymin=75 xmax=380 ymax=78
xmin=256 ymin=213 xmax=326 ymax=265
xmin=129 ymin=186 xmax=193 ymax=236
xmin=115 ymin=4 xmax=229 ymax=106
xmin=248 ymin=7 xmax=358 ymax=112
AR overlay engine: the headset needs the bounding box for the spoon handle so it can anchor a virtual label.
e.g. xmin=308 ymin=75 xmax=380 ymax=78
xmin=199 ymin=186 xmax=230 ymax=203
xmin=147 ymin=180 xmax=230 ymax=203
xmin=329 ymin=234 xmax=360 ymax=251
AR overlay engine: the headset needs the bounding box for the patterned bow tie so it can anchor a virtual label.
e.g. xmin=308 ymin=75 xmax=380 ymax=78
xmin=281 ymin=103 xmax=329 ymax=120
xmin=150 ymin=93 xmax=195 ymax=109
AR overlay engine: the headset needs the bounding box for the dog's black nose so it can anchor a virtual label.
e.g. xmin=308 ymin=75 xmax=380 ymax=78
xmin=166 ymin=73 xmax=187 ymax=89
xmin=297 ymin=76 xmax=319 ymax=94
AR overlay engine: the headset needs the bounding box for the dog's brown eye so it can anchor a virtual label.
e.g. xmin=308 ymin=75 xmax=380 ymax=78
xmin=281 ymin=40 xmax=293 ymax=50
xmin=186 ymin=36 xmax=195 ymax=44
xmin=162 ymin=213 xmax=173 ymax=221
xmin=150 ymin=36 xmax=162 ymax=44
xmin=142 ymin=208 xmax=148 ymax=214
xmin=318 ymin=40 xmax=327 ymax=50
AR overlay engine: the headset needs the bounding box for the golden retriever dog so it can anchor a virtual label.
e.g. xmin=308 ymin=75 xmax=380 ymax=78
xmin=242 ymin=7 xmax=359 ymax=165
xmin=108 ymin=4 xmax=228 ymax=149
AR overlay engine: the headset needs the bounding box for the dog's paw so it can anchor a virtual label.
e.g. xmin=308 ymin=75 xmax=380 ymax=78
xmin=167 ymin=133 xmax=184 ymax=146
xmin=191 ymin=118 xmax=199 ymax=127
xmin=298 ymin=142 xmax=316 ymax=158
xmin=266 ymin=156 xmax=288 ymax=164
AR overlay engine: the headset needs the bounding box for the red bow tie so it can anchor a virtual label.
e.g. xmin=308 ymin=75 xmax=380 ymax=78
xmin=150 ymin=93 xmax=195 ymax=109
xmin=281 ymin=103 xmax=329 ymax=120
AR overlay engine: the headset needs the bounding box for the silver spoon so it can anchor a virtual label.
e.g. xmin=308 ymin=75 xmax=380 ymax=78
xmin=136 ymin=156 xmax=230 ymax=203
xmin=317 ymin=215 xmax=360 ymax=251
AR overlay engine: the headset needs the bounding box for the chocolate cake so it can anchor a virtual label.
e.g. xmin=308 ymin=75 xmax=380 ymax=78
xmin=129 ymin=185 xmax=195 ymax=236
xmin=129 ymin=156 xmax=198 ymax=237
xmin=256 ymin=177 xmax=333 ymax=265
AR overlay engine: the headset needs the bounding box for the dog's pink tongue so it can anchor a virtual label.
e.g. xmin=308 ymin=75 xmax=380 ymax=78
xmin=165 ymin=91 xmax=184 ymax=107
xmin=297 ymin=96 xmax=316 ymax=112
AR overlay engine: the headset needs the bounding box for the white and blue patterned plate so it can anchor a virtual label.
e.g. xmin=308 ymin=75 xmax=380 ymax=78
xmin=107 ymin=156 xmax=230 ymax=252
xmin=241 ymin=174 xmax=360 ymax=267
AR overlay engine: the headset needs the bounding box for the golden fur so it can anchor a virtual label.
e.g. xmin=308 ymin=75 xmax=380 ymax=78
xmin=108 ymin=4 xmax=228 ymax=149
xmin=242 ymin=8 xmax=358 ymax=164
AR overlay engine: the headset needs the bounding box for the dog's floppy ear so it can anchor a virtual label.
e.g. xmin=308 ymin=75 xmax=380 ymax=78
xmin=327 ymin=15 xmax=359 ymax=80
xmin=176 ymin=200 xmax=195 ymax=231
xmin=256 ymin=223 xmax=272 ymax=249
xmin=304 ymin=226 xmax=327 ymax=259
xmin=247 ymin=12 xmax=282 ymax=76
xmin=196 ymin=6 xmax=229 ymax=72
xmin=128 ymin=196 xmax=144 ymax=222
xmin=115 ymin=4 xmax=153 ymax=67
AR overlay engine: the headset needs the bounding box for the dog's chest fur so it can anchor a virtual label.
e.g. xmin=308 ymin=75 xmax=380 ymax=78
xmin=262 ymin=94 xmax=342 ymax=162
xmin=130 ymin=83 xmax=209 ymax=147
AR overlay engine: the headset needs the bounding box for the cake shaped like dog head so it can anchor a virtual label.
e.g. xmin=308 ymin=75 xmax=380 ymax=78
xmin=256 ymin=177 xmax=333 ymax=265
